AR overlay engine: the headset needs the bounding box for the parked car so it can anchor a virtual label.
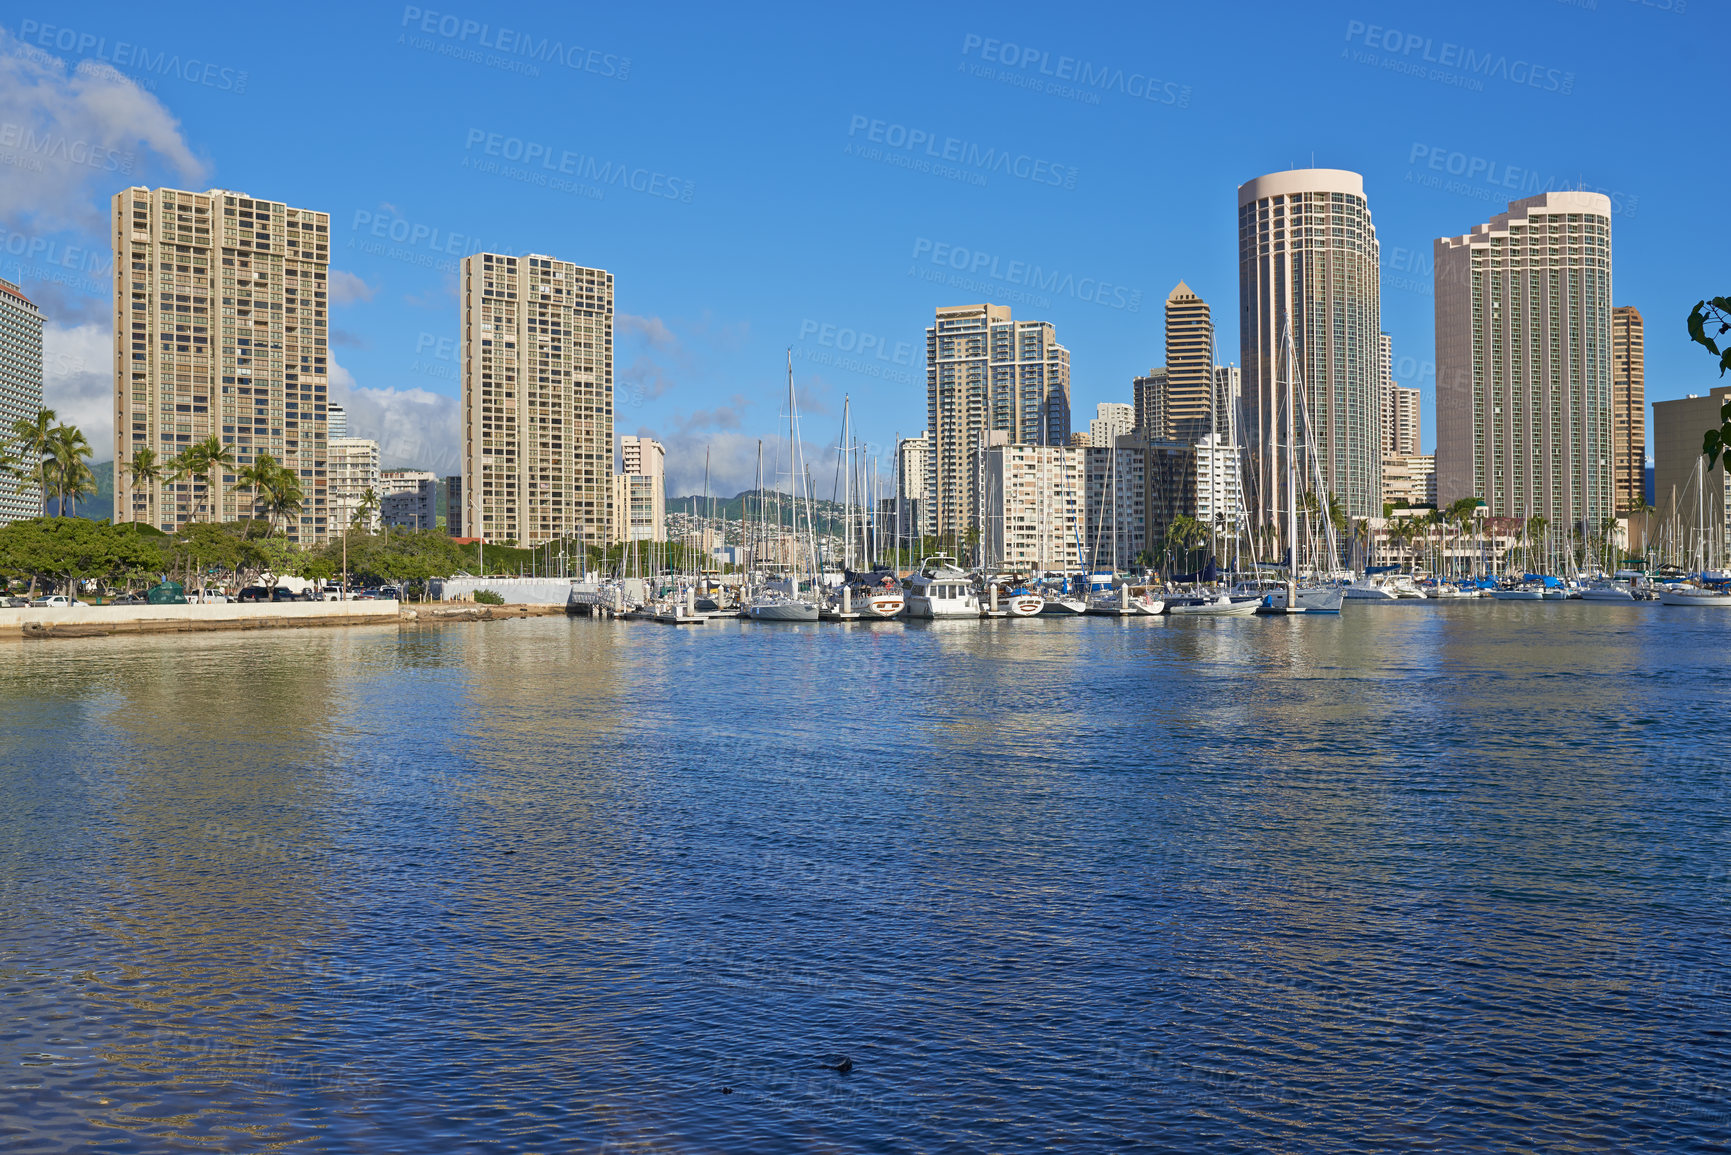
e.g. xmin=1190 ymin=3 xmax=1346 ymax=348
xmin=109 ymin=594 xmax=146 ymax=606
xmin=30 ymin=595 xmax=80 ymax=608
xmin=189 ymin=590 xmax=231 ymax=604
xmin=237 ymin=587 xmax=270 ymax=602
xmin=1 ymin=595 xmax=29 ymax=608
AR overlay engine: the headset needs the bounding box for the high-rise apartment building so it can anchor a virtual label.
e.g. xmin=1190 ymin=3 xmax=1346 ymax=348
xmin=1194 ymin=433 xmax=1245 ymax=536
xmin=980 ymin=441 xmax=1083 ymax=571
xmin=1164 ymin=283 xmax=1214 ymax=442
xmin=112 ymin=187 xmax=331 ymax=541
xmin=614 ymin=434 xmax=665 ymax=542
xmin=926 ymin=304 xmax=1070 ymax=540
xmin=1213 ymin=366 xmax=1243 ymax=442
xmin=895 ymin=432 xmax=931 ymax=542
xmin=1089 ymin=403 xmax=1135 ymax=450
xmin=1133 ymin=368 xmax=1167 ymax=439
xmin=1383 ymin=454 xmax=1437 ymax=509
xmin=1238 ymin=169 xmax=1382 ymax=542
xmin=1435 ymin=192 xmax=1614 ymax=526
xmin=326 ymin=403 xmax=347 ymax=440
xmin=0 ymin=278 xmax=44 ymax=524
xmin=460 ymin=252 xmax=613 ymax=547
xmin=1612 ymin=305 xmax=1645 ymax=513
xmin=1379 ymin=333 xmax=1421 ymax=456
xmin=328 ymin=437 xmax=380 ymax=532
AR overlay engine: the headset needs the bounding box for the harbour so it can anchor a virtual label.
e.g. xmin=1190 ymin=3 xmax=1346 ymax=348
xmin=2 ymin=608 xmax=1726 ymax=1151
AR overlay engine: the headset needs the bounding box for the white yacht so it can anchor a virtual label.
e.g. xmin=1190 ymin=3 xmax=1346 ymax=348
xmin=1659 ymin=585 xmax=1731 ymax=608
xmin=1579 ymin=580 xmax=1636 ymax=603
xmin=1344 ymin=575 xmax=1401 ymax=601
xmin=905 ymin=557 xmax=981 ymax=620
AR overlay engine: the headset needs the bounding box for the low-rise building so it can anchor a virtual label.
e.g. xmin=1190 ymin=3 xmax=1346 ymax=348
xmin=328 ymin=437 xmax=381 ymax=532
xmin=1383 ymin=454 xmax=1438 ymax=509
xmin=380 ymin=469 xmax=439 ymax=531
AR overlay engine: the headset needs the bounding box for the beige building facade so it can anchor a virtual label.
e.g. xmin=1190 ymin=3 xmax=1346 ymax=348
xmin=1238 ymin=169 xmax=1383 ymax=540
xmin=926 ymin=304 xmax=1070 ymax=540
xmin=328 ymin=437 xmax=380 ymax=532
xmin=1435 ymin=191 xmax=1614 ymax=527
xmin=1652 ymin=387 xmax=1730 ymax=564
xmin=980 ymin=442 xmax=1083 ymax=572
xmin=1612 ymin=305 xmax=1646 ymax=513
xmin=113 ymin=186 xmax=331 ymax=542
xmin=1164 ymin=282 xmax=1214 ymax=441
xmin=460 ymin=252 xmax=613 ymax=547
xmin=614 ymin=434 xmax=666 ymax=542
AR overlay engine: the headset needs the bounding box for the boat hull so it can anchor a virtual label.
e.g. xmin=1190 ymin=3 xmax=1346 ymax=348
xmin=746 ymin=601 xmax=820 ymax=621
xmin=1660 ymin=590 xmax=1731 ymax=607
xmin=1006 ymin=596 xmax=1044 ymax=618
xmin=1490 ymin=590 xmax=1544 ymax=601
xmin=1037 ymin=597 xmax=1087 ymax=616
xmin=1167 ymin=596 xmax=1260 ymax=617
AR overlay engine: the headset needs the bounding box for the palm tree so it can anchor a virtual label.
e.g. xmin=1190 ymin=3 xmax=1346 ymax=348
xmin=262 ymin=463 xmax=304 ymax=537
xmin=162 ymin=446 xmax=201 ymax=526
xmin=11 ymin=407 xmax=56 ymax=515
xmin=1352 ymin=518 xmax=1374 ymax=569
xmin=127 ymin=447 xmax=163 ymax=519
xmin=185 ymin=435 xmax=235 ymax=523
xmin=353 ymin=486 xmax=380 ymax=532
xmin=235 ymin=453 xmax=280 ymax=526
xmin=46 ymin=424 xmax=96 ymax=517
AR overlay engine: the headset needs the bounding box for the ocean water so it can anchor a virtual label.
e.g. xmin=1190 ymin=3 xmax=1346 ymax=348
xmin=1 ymin=604 xmax=1727 ymax=1152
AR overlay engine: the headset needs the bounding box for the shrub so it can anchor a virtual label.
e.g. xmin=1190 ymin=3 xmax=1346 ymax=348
xmin=473 ymin=589 xmax=505 ymax=605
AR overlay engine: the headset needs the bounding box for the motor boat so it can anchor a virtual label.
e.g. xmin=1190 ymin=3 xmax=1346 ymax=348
xmin=904 ymin=556 xmax=980 ymax=619
xmin=1166 ymin=591 xmax=1261 ymax=617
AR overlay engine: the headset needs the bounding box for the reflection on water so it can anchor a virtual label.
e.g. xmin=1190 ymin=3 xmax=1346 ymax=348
xmin=1 ymin=605 xmax=1727 ymax=1152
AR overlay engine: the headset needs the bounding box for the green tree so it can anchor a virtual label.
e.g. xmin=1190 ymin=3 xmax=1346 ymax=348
xmin=46 ymin=424 xmax=95 ymax=517
xmin=11 ymin=407 xmax=56 ymax=516
xmin=127 ymin=447 xmax=163 ymax=519
xmin=1690 ymin=297 xmax=1731 ymax=468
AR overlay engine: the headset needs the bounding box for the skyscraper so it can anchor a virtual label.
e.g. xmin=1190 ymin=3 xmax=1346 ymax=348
xmin=1379 ymin=333 xmax=1421 ymax=456
xmin=460 ymin=252 xmax=613 ymax=547
xmin=925 ymin=304 xmax=1070 ymax=540
xmin=0 ymin=278 xmax=44 ymax=524
xmin=1212 ymin=366 xmax=1242 ymax=442
xmin=1164 ymin=283 xmax=1214 ymax=442
xmin=1435 ymin=192 xmax=1614 ymax=526
xmin=895 ymin=432 xmax=931 ymax=541
xmin=112 ymin=187 xmax=331 ymax=542
xmin=1238 ymin=169 xmax=1382 ymax=541
xmin=1612 ymin=305 xmax=1645 ymax=513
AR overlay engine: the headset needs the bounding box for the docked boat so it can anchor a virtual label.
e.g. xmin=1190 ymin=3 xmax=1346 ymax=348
xmin=1344 ymin=575 xmax=1401 ymax=601
xmin=1659 ymin=585 xmax=1731 ymax=608
xmin=1003 ymin=587 xmax=1045 ymax=617
xmin=745 ymin=352 xmax=821 ymax=623
xmin=1167 ymin=591 xmax=1261 ymax=617
xmin=905 ymin=556 xmax=981 ymax=619
xmin=1261 ymin=581 xmax=1347 ymax=614
xmin=1578 ymin=580 xmax=1636 ymax=602
xmin=746 ymin=590 xmax=820 ymax=621
xmin=1084 ymin=585 xmax=1141 ymax=616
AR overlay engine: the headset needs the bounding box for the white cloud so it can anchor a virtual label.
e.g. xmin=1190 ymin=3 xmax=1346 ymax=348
xmin=328 ymin=269 xmax=377 ymax=305
xmin=330 ymin=359 xmax=461 ymax=475
xmin=42 ymin=320 xmax=112 ymax=455
xmin=0 ymin=32 xmax=206 ymax=231
xmin=617 ymin=312 xmax=677 ymax=349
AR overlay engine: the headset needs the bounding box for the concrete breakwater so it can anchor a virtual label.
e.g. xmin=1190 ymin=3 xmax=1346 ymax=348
xmin=1 ymin=600 xmax=403 ymax=640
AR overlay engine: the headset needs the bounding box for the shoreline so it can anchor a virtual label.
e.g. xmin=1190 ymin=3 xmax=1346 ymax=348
xmin=0 ymin=600 xmax=569 ymax=641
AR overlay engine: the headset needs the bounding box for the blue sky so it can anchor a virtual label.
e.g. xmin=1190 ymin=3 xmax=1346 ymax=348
xmin=2 ymin=0 xmax=1722 ymax=495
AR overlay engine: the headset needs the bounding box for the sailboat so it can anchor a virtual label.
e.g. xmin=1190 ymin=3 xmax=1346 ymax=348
xmin=747 ymin=353 xmax=821 ymax=622
xmin=1261 ymin=318 xmax=1345 ymax=613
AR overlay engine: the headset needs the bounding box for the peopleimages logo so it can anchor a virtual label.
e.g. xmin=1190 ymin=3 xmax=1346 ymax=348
xmin=1343 ymin=21 xmax=1574 ymax=94
xmin=1407 ymin=145 xmax=1638 ymax=216
xmin=462 ymin=130 xmax=694 ymax=202
xmin=910 ymin=238 xmax=1142 ymax=312
xmin=399 ymin=7 xmax=629 ymax=79
xmin=846 ymin=116 xmax=1077 ymax=189
xmin=960 ymin=34 xmax=1191 ymax=107
xmin=16 ymin=19 xmax=249 ymax=92
xmin=0 ymin=122 xmax=134 ymax=174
